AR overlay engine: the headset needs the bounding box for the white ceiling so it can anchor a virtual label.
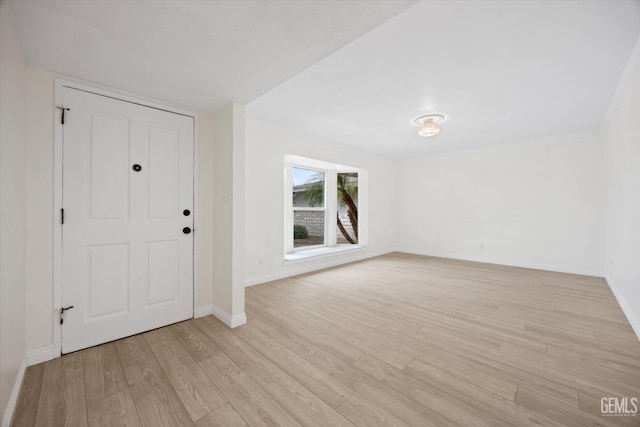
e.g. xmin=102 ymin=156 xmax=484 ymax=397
xmin=10 ymin=0 xmax=415 ymax=112
xmin=247 ymin=1 xmax=640 ymax=159
xmin=10 ymin=1 xmax=640 ymax=159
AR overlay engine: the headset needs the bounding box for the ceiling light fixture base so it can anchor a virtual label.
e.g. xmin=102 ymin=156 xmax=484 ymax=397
xmin=411 ymin=113 xmax=446 ymax=126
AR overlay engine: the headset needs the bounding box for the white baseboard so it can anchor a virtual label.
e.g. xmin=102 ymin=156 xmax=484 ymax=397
xmin=1 ymin=356 xmax=27 ymax=427
xmin=230 ymin=313 xmax=247 ymax=328
xmin=210 ymin=304 xmax=247 ymax=328
xmin=396 ymin=248 xmax=605 ymax=278
xmin=25 ymin=345 xmax=54 ymax=366
xmin=244 ymin=248 xmax=394 ymax=287
xmin=194 ymin=305 xmax=214 ymax=318
xmin=606 ymin=276 xmax=640 ymax=341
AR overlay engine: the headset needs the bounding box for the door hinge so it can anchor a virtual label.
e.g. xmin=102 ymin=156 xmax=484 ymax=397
xmin=56 ymin=106 xmax=70 ymax=125
xmin=59 ymin=305 xmax=74 ymax=325
xmin=60 ymin=208 xmax=64 ymax=225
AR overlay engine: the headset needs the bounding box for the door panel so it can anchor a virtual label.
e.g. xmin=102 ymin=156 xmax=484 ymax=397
xmin=87 ymin=244 xmax=129 ymax=318
xmin=90 ymin=114 xmax=130 ymax=220
xmin=146 ymin=240 xmax=178 ymax=305
xmin=61 ymin=87 xmax=194 ymax=353
xmin=148 ymin=126 xmax=179 ymax=219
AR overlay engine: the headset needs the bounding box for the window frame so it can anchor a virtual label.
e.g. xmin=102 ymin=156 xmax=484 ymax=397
xmin=285 ymin=155 xmax=367 ymax=258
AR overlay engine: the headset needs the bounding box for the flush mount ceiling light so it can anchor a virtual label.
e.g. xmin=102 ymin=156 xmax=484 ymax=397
xmin=411 ymin=113 xmax=446 ymax=138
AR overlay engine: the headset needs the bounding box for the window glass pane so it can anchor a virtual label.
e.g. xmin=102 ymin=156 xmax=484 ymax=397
xmin=294 ymin=211 xmax=325 ymax=248
xmin=337 ymin=173 xmax=358 ymax=244
xmin=293 ymin=167 xmax=325 ymax=208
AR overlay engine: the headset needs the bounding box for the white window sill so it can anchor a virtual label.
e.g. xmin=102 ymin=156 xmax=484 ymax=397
xmin=284 ymin=245 xmax=365 ymax=263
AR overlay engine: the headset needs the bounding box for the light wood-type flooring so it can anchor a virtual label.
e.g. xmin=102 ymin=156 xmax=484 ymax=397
xmin=11 ymin=253 xmax=640 ymax=426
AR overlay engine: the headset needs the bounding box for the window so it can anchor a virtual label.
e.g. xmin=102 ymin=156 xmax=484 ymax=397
xmin=292 ymin=167 xmax=326 ymax=248
xmin=285 ymin=155 xmax=367 ymax=259
xmin=336 ymin=172 xmax=359 ymax=245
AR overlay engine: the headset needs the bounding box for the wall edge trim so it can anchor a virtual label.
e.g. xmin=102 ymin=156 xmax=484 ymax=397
xmin=244 ymin=248 xmax=394 ymax=287
xmin=396 ymin=248 xmax=605 ymax=278
xmin=1 ymin=356 xmax=27 ymax=427
xmin=209 ymin=305 xmax=247 ymax=328
xmin=25 ymin=345 xmax=55 ymax=366
xmin=605 ymin=276 xmax=640 ymax=341
xmin=194 ymin=305 xmax=214 ymax=318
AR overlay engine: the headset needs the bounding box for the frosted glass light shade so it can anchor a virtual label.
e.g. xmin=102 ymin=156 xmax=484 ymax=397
xmin=418 ymin=121 xmax=440 ymax=137
xmin=411 ymin=113 xmax=445 ymax=138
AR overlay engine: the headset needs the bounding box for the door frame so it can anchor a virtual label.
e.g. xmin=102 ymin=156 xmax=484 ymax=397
xmin=53 ymin=78 xmax=200 ymax=357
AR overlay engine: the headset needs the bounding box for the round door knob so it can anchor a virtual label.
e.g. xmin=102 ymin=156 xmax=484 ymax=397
xmin=183 ymin=209 xmax=191 ymax=216
xmin=132 ymin=163 xmax=142 ymax=172
xmin=183 ymin=227 xmax=192 ymax=234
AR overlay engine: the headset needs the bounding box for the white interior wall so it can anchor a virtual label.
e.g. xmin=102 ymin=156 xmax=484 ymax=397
xmin=24 ymin=68 xmax=54 ymax=354
xmin=231 ymin=105 xmax=246 ymax=318
xmin=397 ymin=133 xmax=604 ymax=276
xmin=244 ymin=119 xmax=397 ymax=286
xmin=603 ymin=58 xmax=640 ymax=338
xmin=3 ymin=17 xmax=638 ymax=426
xmin=23 ymin=69 xmax=217 ymax=355
xmin=197 ymin=113 xmax=215 ymax=315
xmin=210 ymin=103 xmax=246 ymax=325
xmin=0 ymin=3 xmax=27 ymax=423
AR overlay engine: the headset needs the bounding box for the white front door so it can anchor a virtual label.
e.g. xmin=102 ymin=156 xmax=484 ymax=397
xmin=61 ymin=87 xmax=194 ymax=353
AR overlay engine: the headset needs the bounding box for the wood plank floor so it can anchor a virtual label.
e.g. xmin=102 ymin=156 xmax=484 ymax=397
xmin=11 ymin=253 xmax=640 ymax=426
